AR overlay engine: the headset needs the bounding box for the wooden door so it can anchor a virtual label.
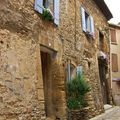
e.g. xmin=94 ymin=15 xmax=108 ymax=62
xmin=98 ymin=62 xmax=108 ymax=104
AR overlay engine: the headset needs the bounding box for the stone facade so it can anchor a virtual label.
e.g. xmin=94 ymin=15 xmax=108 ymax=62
xmin=0 ymin=0 xmax=112 ymax=120
xmin=109 ymin=24 xmax=120 ymax=106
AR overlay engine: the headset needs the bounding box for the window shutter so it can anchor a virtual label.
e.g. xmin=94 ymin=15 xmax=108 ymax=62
xmin=54 ymin=0 xmax=60 ymax=25
xmin=34 ymin=0 xmax=43 ymax=14
xmin=67 ymin=63 xmax=71 ymax=81
xmin=81 ymin=7 xmax=86 ymax=32
xmin=90 ymin=16 xmax=94 ymax=36
xmin=111 ymin=29 xmax=116 ymax=43
xmin=112 ymin=54 xmax=118 ymax=72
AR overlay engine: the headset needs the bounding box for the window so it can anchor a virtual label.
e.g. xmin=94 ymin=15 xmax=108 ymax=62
xmin=70 ymin=64 xmax=76 ymax=80
xmin=67 ymin=62 xmax=82 ymax=81
xmin=81 ymin=7 xmax=94 ymax=37
xmin=43 ymin=0 xmax=54 ymax=14
xmin=99 ymin=32 xmax=104 ymax=51
xmin=111 ymin=29 xmax=116 ymax=43
xmin=67 ymin=63 xmax=76 ymax=81
xmin=43 ymin=0 xmax=49 ymax=8
xmin=34 ymin=0 xmax=60 ymax=25
xmin=85 ymin=12 xmax=91 ymax=33
xmin=112 ymin=53 xmax=118 ymax=72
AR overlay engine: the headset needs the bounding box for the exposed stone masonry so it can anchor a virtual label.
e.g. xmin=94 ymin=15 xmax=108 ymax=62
xmin=0 ymin=0 xmax=112 ymax=119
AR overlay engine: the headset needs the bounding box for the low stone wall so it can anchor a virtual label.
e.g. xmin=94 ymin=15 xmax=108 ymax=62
xmin=67 ymin=108 xmax=89 ymax=120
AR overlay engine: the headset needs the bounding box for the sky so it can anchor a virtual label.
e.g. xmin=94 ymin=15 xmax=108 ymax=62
xmin=104 ymin=0 xmax=120 ymax=24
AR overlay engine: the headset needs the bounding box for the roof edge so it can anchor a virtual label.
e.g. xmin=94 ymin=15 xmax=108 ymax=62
xmin=93 ymin=0 xmax=113 ymax=20
xmin=109 ymin=23 xmax=120 ymax=29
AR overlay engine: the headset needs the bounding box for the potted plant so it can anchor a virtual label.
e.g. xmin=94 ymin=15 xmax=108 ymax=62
xmin=67 ymin=73 xmax=90 ymax=120
xmin=38 ymin=5 xmax=53 ymax=21
xmin=41 ymin=8 xmax=53 ymax=21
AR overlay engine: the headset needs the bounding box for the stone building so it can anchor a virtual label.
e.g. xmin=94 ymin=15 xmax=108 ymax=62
xmin=109 ymin=23 xmax=120 ymax=105
xmin=0 ymin=0 xmax=112 ymax=120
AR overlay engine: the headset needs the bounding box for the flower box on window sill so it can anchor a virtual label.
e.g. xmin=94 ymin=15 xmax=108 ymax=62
xmin=98 ymin=51 xmax=108 ymax=69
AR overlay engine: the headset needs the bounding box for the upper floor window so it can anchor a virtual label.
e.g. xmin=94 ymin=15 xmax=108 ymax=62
xmin=85 ymin=12 xmax=91 ymax=33
xmin=43 ymin=0 xmax=49 ymax=8
xmin=81 ymin=7 xmax=94 ymax=38
xmin=34 ymin=0 xmax=59 ymax=25
xmin=111 ymin=29 xmax=116 ymax=44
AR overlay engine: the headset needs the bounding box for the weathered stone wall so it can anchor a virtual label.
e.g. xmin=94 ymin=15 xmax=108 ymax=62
xmin=0 ymin=29 xmax=46 ymax=119
xmin=0 ymin=0 xmax=111 ymax=119
xmin=0 ymin=0 xmax=63 ymax=119
xmin=60 ymin=0 xmax=111 ymax=118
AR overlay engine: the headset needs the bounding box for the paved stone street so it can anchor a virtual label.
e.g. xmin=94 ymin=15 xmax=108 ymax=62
xmin=90 ymin=106 xmax=120 ymax=120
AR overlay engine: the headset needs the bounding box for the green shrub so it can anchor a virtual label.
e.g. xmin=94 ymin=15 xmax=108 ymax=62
xmin=67 ymin=73 xmax=90 ymax=110
xmin=41 ymin=9 xmax=53 ymax=21
xmin=67 ymin=96 xmax=86 ymax=109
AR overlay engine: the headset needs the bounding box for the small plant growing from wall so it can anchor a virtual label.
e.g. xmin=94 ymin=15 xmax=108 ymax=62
xmin=67 ymin=73 xmax=90 ymax=110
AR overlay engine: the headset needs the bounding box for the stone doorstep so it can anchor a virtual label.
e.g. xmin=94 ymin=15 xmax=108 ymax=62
xmin=46 ymin=116 xmax=56 ymax=120
xmin=104 ymin=104 xmax=113 ymax=111
xmin=46 ymin=118 xmax=53 ymax=120
xmin=89 ymin=106 xmax=119 ymax=120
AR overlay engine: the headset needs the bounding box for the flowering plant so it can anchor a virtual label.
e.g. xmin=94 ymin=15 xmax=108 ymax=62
xmin=98 ymin=51 xmax=109 ymax=65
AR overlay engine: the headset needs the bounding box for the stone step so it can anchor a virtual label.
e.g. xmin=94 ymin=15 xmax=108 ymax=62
xmin=46 ymin=117 xmax=55 ymax=120
xmin=104 ymin=104 xmax=113 ymax=111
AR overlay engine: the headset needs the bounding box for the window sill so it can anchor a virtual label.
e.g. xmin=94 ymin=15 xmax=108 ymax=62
xmin=112 ymin=71 xmax=119 ymax=73
xmin=85 ymin=31 xmax=95 ymax=40
xmin=111 ymin=42 xmax=118 ymax=45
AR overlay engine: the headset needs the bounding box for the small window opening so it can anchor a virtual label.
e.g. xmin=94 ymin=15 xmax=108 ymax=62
xmin=99 ymin=32 xmax=104 ymax=51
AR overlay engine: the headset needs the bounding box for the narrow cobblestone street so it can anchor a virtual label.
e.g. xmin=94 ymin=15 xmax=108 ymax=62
xmin=90 ymin=106 xmax=120 ymax=120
